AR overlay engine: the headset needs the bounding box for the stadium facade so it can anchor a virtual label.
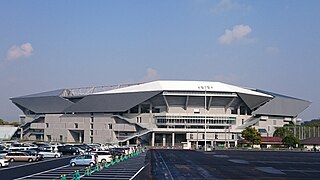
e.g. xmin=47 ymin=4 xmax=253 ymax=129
xmin=11 ymin=80 xmax=311 ymax=148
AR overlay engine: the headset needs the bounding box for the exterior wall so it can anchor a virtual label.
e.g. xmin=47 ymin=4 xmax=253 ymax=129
xmin=22 ymin=95 xmax=297 ymax=145
xmin=42 ymin=113 xmax=118 ymax=144
xmin=253 ymin=116 xmax=289 ymax=136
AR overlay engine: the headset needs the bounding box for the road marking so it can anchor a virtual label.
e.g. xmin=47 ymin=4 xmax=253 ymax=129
xmin=156 ymin=151 xmax=174 ymax=180
xmin=280 ymin=169 xmax=320 ymax=173
xmin=251 ymin=161 xmax=320 ymax=165
xmin=13 ymin=165 xmax=69 ymax=180
xmin=213 ymin=155 xmax=229 ymax=158
xmin=255 ymin=167 xmax=286 ymax=175
xmin=129 ymin=163 xmax=148 ymax=180
xmin=0 ymin=156 xmax=72 ymax=171
xmin=228 ymin=159 xmax=249 ymax=164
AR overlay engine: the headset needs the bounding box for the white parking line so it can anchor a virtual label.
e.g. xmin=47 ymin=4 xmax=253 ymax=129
xmin=13 ymin=165 xmax=69 ymax=180
xmin=0 ymin=156 xmax=72 ymax=171
xmin=129 ymin=163 xmax=148 ymax=180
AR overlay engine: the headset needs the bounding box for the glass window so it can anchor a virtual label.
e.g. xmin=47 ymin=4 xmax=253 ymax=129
xmin=240 ymin=106 xmax=246 ymax=115
xmin=130 ymin=105 xmax=139 ymax=113
xmin=231 ymin=108 xmax=238 ymax=115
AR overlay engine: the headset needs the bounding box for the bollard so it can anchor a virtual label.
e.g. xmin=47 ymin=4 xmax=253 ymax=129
xmin=103 ymin=161 xmax=110 ymax=169
xmin=95 ymin=163 xmax=101 ymax=172
xmin=84 ymin=166 xmax=92 ymax=176
xmin=60 ymin=174 xmax=67 ymax=180
xmin=72 ymin=170 xmax=80 ymax=180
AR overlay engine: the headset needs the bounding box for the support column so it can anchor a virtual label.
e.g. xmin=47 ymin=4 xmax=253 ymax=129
xmin=20 ymin=128 xmax=23 ymax=140
xmin=172 ymin=132 xmax=175 ymax=147
xmin=162 ymin=134 xmax=166 ymax=147
xmin=127 ymin=140 xmax=130 ymax=146
xmin=151 ymin=132 xmax=155 ymax=147
xmin=79 ymin=132 xmax=82 ymax=143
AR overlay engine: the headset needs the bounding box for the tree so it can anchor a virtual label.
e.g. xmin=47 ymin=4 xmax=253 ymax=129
xmin=302 ymin=118 xmax=320 ymax=127
xmin=273 ymin=127 xmax=293 ymax=138
xmin=283 ymin=135 xmax=300 ymax=148
xmin=0 ymin=118 xmax=21 ymax=127
xmin=241 ymin=127 xmax=261 ymax=147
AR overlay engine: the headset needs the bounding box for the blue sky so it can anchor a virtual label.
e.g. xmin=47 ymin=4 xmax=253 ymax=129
xmin=0 ymin=0 xmax=319 ymax=121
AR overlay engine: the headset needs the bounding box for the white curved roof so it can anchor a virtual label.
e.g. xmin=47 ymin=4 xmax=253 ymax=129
xmin=95 ymin=80 xmax=272 ymax=98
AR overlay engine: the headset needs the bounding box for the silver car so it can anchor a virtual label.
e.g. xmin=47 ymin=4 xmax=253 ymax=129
xmin=38 ymin=150 xmax=62 ymax=158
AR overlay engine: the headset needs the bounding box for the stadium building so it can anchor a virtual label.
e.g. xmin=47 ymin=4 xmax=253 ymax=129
xmin=11 ymin=80 xmax=310 ymax=148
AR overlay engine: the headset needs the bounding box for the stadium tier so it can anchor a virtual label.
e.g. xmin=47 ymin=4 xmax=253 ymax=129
xmin=11 ymin=80 xmax=310 ymax=148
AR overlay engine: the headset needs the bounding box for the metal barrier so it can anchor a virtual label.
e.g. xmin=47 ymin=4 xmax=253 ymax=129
xmin=60 ymin=147 xmax=146 ymax=179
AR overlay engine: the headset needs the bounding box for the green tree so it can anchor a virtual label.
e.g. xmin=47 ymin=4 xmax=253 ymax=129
xmin=283 ymin=135 xmax=300 ymax=148
xmin=241 ymin=127 xmax=261 ymax=147
xmin=0 ymin=118 xmax=20 ymax=127
xmin=273 ymin=127 xmax=293 ymax=138
xmin=302 ymin=119 xmax=320 ymax=126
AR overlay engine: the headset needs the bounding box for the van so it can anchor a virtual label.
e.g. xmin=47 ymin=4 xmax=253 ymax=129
xmin=5 ymin=152 xmax=38 ymax=162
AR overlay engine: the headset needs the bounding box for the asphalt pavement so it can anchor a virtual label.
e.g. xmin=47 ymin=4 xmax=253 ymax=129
xmin=148 ymin=149 xmax=320 ymax=180
xmin=0 ymin=156 xmax=75 ymax=180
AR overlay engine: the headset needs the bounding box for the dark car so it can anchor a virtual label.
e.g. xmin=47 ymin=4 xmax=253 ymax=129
xmin=109 ymin=148 xmax=125 ymax=158
xmin=58 ymin=145 xmax=80 ymax=155
xmin=71 ymin=144 xmax=94 ymax=152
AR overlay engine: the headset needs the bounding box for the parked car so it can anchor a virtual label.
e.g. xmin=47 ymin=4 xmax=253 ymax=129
xmin=92 ymin=151 xmax=113 ymax=163
xmin=69 ymin=154 xmax=97 ymax=167
xmin=5 ymin=152 xmax=38 ymax=162
xmin=0 ymin=150 xmax=9 ymax=158
xmin=0 ymin=145 xmax=6 ymax=151
xmin=21 ymin=150 xmax=44 ymax=161
xmin=58 ymin=145 xmax=80 ymax=155
xmin=8 ymin=143 xmax=37 ymax=151
xmin=71 ymin=144 xmax=94 ymax=152
xmin=0 ymin=158 xmax=9 ymax=167
xmin=38 ymin=150 xmax=62 ymax=158
xmin=110 ymin=148 xmax=125 ymax=158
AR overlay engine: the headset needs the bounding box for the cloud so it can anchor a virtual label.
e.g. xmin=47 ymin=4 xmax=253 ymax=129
xmin=265 ymin=46 xmax=280 ymax=55
xmin=212 ymin=0 xmax=251 ymax=14
xmin=6 ymin=43 xmax=33 ymax=60
xmin=218 ymin=24 xmax=252 ymax=45
xmin=142 ymin=68 xmax=160 ymax=82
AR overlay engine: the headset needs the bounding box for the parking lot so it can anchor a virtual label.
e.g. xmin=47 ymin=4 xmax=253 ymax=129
xmin=0 ymin=151 xmax=147 ymax=180
xmin=2 ymin=148 xmax=320 ymax=179
xmin=149 ymin=149 xmax=320 ymax=179
xmin=15 ymin=152 xmax=147 ymax=180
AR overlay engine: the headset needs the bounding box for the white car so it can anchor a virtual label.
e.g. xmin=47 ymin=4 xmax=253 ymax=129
xmin=92 ymin=151 xmax=113 ymax=163
xmin=38 ymin=150 xmax=62 ymax=158
xmin=0 ymin=158 xmax=9 ymax=167
xmin=8 ymin=143 xmax=37 ymax=151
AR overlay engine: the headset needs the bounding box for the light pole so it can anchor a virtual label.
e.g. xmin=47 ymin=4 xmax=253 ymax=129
xmin=204 ymin=86 xmax=207 ymax=151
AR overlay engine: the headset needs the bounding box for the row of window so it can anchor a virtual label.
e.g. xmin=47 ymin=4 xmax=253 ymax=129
xmin=157 ymin=119 xmax=236 ymax=125
xmin=157 ymin=125 xmax=230 ymax=129
xmin=190 ymin=134 xmax=236 ymax=140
